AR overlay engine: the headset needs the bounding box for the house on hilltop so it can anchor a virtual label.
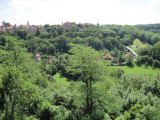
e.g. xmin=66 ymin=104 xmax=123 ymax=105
xmin=125 ymin=52 xmax=131 ymax=56
xmin=0 ymin=20 xmax=45 ymax=33
xmin=63 ymin=21 xmax=76 ymax=28
xmin=48 ymin=58 xmax=52 ymax=62
xmin=104 ymin=53 xmax=114 ymax=61
xmin=35 ymin=53 xmax=41 ymax=61
xmin=52 ymin=24 xmax=61 ymax=28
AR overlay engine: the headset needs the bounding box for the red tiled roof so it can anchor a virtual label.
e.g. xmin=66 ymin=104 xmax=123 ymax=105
xmin=6 ymin=26 xmax=14 ymax=29
xmin=104 ymin=53 xmax=112 ymax=59
xmin=97 ymin=58 xmax=101 ymax=61
xmin=36 ymin=54 xmax=41 ymax=57
xmin=103 ymin=53 xmax=114 ymax=61
xmin=126 ymin=52 xmax=131 ymax=56
xmin=36 ymin=25 xmax=43 ymax=28
xmin=48 ymin=58 xmax=52 ymax=62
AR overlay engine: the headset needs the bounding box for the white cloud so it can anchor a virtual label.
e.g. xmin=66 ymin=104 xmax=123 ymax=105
xmin=1 ymin=0 xmax=160 ymax=25
xmin=148 ymin=0 xmax=160 ymax=14
xmin=149 ymin=0 xmax=160 ymax=7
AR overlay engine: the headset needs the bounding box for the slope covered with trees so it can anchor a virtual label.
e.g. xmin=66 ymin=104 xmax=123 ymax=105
xmin=0 ymin=24 xmax=160 ymax=120
xmin=135 ymin=24 xmax=160 ymax=33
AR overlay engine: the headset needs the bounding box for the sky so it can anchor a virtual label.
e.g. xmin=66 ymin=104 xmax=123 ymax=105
xmin=0 ymin=0 xmax=160 ymax=25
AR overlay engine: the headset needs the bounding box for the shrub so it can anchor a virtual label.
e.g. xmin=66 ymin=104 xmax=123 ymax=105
xmin=116 ymin=68 xmax=125 ymax=78
xmin=24 ymin=115 xmax=39 ymax=120
xmin=91 ymin=109 xmax=105 ymax=120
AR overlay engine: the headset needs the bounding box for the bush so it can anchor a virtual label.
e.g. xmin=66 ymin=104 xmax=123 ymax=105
xmin=103 ymin=113 xmax=111 ymax=120
xmin=24 ymin=115 xmax=39 ymax=120
xmin=142 ymin=104 xmax=160 ymax=120
xmin=38 ymin=101 xmax=52 ymax=120
xmin=91 ymin=109 xmax=105 ymax=120
xmin=116 ymin=68 xmax=125 ymax=78
xmin=127 ymin=54 xmax=134 ymax=66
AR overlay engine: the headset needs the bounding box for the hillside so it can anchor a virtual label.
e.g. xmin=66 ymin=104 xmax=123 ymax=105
xmin=0 ymin=24 xmax=160 ymax=120
xmin=135 ymin=23 xmax=160 ymax=33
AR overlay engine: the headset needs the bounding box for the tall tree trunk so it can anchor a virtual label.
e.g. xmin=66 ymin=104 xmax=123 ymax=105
xmin=86 ymin=78 xmax=89 ymax=114
xmin=90 ymin=79 xmax=93 ymax=114
xmin=11 ymin=95 xmax=16 ymax=120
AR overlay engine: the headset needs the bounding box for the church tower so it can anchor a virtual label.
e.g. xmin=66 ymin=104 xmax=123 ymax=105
xmin=27 ymin=20 xmax=29 ymax=26
xmin=27 ymin=20 xmax=29 ymax=30
xmin=2 ymin=20 xmax=5 ymax=27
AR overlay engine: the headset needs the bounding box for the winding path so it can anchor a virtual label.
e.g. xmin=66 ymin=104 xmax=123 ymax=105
xmin=124 ymin=46 xmax=138 ymax=57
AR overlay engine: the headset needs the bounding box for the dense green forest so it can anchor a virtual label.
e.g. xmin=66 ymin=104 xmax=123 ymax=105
xmin=135 ymin=24 xmax=160 ymax=34
xmin=0 ymin=24 xmax=160 ymax=120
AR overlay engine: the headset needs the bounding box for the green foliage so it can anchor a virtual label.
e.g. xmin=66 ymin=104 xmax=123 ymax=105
xmin=54 ymin=35 xmax=70 ymax=53
xmin=135 ymin=23 xmax=160 ymax=33
xmin=142 ymin=104 xmax=160 ymax=120
xmin=68 ymin=44 xmax=104 ymax=114
xmin=0 ymin=35 xmax=7 ymax=46
xmin=118 ymin=52 xmax=126 ymax=64
xmin=40 ymin=32 xmax=51 ymax=39
xmin=4 ymin=22 xmax=11 ymax=27
xmin=1 ymin=24 xmax=160 ymax=119
xmin=91 ymin=109 xmax=105 ymax=120
xmin=16 ymin=30 xmax=27 ymax=39
xmin=112 ymin=65 xmax=160 ymax=77
xmin=116 ymin=68 xmax=125 ymax=78
xmin=86 ymin=37 xmax=103 ymax=50
xmin=153 ymin=41 xmax=160 ymax=60
xmin=126 ymin=54 xmax=134 ymax=66
xmin=24 ymin=115 xmax=39 ymax=120
xmin=36 ymin=28 xmax=41 ymax=36
xmin=53 ymin=73 xmax=70 ymax=87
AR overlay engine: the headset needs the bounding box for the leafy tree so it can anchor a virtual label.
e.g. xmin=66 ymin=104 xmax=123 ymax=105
xmin=1 ymin=47 xmax=37 ymax=119
xmin=52 ymin=30 xmax=59 ymax=38
xmin=46 ymin=26 xmax=53 ymax=33
xmin=40 ymin=32 xmax=51 ymax=39
xmin=16 ymin=30 xmax=27 ymax=39
xmin=117 ymin=68 xmax=125 ymax=78
xmin=121 ymin=35 xmax=133 ymax=46
xmin=110 ymin=47 xmax=119 ymax=58
xmin=44 ymin=24 xmax=50 ymax=28
xmin=47 ymin=44 xmax=56 ymax=55
xmin=0 ymin=35 xmax=7 ymax=46
xmin=25 ymin=33 xmax=35 ymax=40
xmin=57 ymin=26 xmax=64 ymax=35
xmin=153 ymin=41 xmax=160 ymax=61
xmin=27 ymin=38 xmax=37 ymax=53
xmin=4 ymin=23 xmax=11 ymax=27
xmin=86 ymin=37 xmax=103 ymax=50
xmin=36 ymin=28 xmax=41 ymax=36
xmin=68 ymin=44 xmax=104 ymax=114
xmin=127 ymin=54 xmax=134 ymax=66
xmin=55 ymin=35 xmax=70 ymax=53
xmin=118 ymin=52 xmax=126 ymax=63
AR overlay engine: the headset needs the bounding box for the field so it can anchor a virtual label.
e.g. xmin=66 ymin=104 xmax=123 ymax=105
xmin=53 ymin=64 xmax=160 ymax=87
xmin=53 ymin=73 xmax=71 ymax=87
xmin=111 ymin=65 xmax=160 ymax=77
xmin=130 ymin=39 xmax=147 ymax=51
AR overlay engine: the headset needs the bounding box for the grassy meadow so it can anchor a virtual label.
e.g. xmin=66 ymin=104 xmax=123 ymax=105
xmin=53 ymin=73 xmax=71 ymax=87
xmin=111 ymin=64 xmax=160 ymax=77
xmin=130 ymin=39 xmax=147 ymax=51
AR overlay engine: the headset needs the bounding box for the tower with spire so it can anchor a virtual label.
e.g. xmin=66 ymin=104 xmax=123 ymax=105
xmin=27 ymin=20 xmax=29 ymax=30
xmin=2 ymin=20 xmax=5 ymax=27
xmin=27 ymin=20 xmax=29 ymax=26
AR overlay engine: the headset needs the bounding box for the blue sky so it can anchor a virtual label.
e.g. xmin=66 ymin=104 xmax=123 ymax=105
xmin=0 ymin=0 xmax=160 ymax=25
